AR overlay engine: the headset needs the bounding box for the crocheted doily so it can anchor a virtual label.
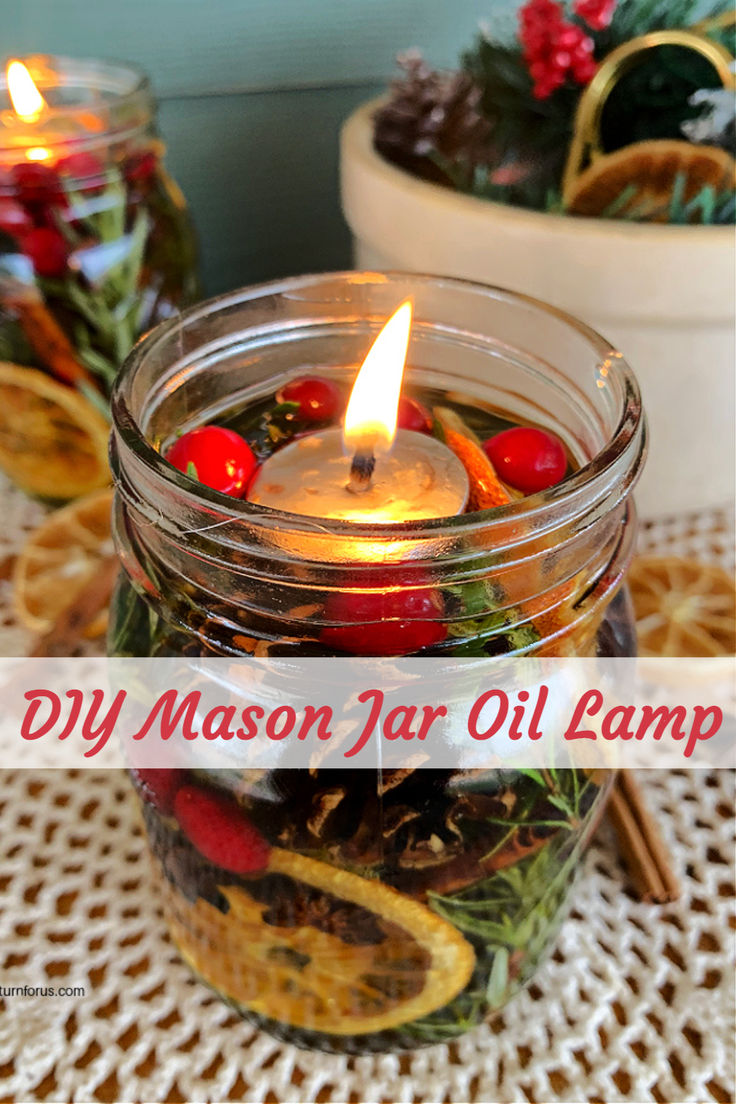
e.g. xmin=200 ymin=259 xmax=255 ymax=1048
xmin=0 ymin=768 xmax=733 ymax=1104
xmin=0 ymin=474 xmax=734 ymax=1103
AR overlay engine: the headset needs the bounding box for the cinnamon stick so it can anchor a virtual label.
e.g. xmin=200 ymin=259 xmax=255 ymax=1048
xmin=11 ymin=295 xmax=98 ymax=389
xmin=30 ymin=556 xmax=119 ymax=658
xmin=607 ymin=771 xmax=680 ymax=903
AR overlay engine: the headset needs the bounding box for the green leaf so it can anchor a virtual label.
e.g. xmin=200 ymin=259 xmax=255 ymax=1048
xmin=516 ymin=768 xmax=546 ymax=788
xmin=77 ymin=381 xmax=111 ymax=423
xmin=445 ymin=576 xmax=501 ymax=618
xmin=486 ymin=947 xmax=509 ymax=1008
xmin=186 ymin=460 xmax=199 ymax=480
xmin=547 ymin=792 xmax=575 ymax=816
xmin=599 ymin=183 xmax=639 ymax=219
xmin=77 ymin=345 xmax=118 ymax=386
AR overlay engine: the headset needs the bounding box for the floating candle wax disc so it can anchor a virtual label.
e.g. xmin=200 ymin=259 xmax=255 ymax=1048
xmin=248 ymin=427 xmax=469 ymax=522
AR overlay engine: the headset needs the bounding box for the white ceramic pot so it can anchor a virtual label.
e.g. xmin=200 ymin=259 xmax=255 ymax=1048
xmin=340 ymin=100 xmax=736 ymax=520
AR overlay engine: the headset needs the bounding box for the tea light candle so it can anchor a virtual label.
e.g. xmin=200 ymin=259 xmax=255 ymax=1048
xmin=248 ymin=301 xmax=470 ymax=522
xmin=0 ymin=57 xmax=104 ymax=168
xmin=248 ymin=426 xmax=469 ymax=522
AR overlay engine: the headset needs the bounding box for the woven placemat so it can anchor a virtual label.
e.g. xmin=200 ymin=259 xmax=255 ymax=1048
xmin=0 ymin=768 xmax=733 ymax=1104
xmin=0 ymin=473 xmax=734 ymax=1103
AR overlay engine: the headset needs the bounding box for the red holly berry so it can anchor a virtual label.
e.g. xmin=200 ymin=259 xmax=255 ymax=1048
xmin=397 ymin=395 xmax=432 ymax=434
xmin=174 ymin=784 xmax=272 ymax=874
xmin=166 ymin=426 xmax=257 ymax=497
xmin=132 ymin=768 xmax=184 ymax=815
xmin=321 ymin=585 xmax=446 ymax=656
xmin=574 ymin=0 xmax=616 ymax=31
xmin=518 ymin=0 xmax=596 ymax=99
xmin=571 ymin=48 xmax=597 ymax=85
xmin=279 ymin=376 xmax=343 ymax=423
xmin=0 ymin=198 xmax=33 ymax=238
xmin=10 ymin=162 xmax=63 ymax=208
xmin=22 ymin=226 xmax=69 ymax=277
xmin=483 ymin=426 xmax=567 ymax=494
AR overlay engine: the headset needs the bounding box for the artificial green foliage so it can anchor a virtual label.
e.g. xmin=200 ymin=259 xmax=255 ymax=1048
xmin=375 ymin=0 xmax=736 ymax=220
xmin=598 ymin=173 xmax=736 ymax=223
xmin=462 ymin=38 xmax=578 ymax=154
xmin=594 ymin=0 xmax=733 ymax=52
xmin=461 ymin=38 xmax=579 ymax=206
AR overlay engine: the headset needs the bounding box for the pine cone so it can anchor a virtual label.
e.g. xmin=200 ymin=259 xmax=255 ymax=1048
xmin=374 ymin=50 xmax=493 ymax=185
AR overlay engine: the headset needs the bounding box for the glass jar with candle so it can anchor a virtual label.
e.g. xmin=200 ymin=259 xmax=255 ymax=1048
xmin=0 ymin=55 xmax=198 ymax=500
xmin=109 ymin=273 xmax=646 ymax=1052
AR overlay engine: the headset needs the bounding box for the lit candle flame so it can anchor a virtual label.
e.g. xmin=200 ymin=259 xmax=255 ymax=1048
xmin=6 ymin=60 xmax=46 ymax=123
xmin=343 ymin=299 xmax=413 ymax=456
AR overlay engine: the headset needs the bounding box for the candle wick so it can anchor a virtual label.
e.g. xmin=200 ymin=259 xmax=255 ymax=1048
xmin=347 ymin=448 xmax=375 ymax=494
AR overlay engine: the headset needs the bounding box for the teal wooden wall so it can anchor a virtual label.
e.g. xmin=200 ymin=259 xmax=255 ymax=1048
xmin=4 ymin=1 xmax=518 ymax=294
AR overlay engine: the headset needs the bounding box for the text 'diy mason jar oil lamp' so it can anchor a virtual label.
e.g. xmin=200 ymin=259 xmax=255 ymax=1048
xmin=0 ymin=55 xmax=199 ymax=501
xmin=109 ymin=272 xmax=647 ymax=1053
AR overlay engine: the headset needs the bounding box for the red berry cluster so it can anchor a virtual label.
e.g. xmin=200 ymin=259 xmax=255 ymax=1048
xmin=0 ymin=147 xmax=159 ymax=280
xmin=573 ymin=0 xmax=616 ymax=31
xmin=518 ymin=0 xmax=597 ymax=100
xmin=0 ymin=163 xmax=70 ymax=277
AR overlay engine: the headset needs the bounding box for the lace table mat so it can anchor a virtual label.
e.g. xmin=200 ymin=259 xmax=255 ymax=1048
xmin=0 ymin=474 xmax=734 ymax=1104
xmin=0 ymin=769 xmax=733 ymax=1104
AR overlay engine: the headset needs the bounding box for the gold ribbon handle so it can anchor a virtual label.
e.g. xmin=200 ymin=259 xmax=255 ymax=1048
xmin=562 ymin=27 xmax=736 ymax=206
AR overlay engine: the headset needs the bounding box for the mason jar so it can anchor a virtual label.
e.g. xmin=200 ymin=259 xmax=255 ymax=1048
xmin=109 ymin=272 xmax=646 ymax=1052
xmin=0 ymin=55 xmax=199 ymax=497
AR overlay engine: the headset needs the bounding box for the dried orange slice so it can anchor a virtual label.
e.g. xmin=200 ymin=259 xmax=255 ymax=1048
xmin=13 ymin=487 xmax=115 ymax=637
xmin=434 ymin=407 xmax=511 ymax=510
xmin=628 ymin=555 xmax=735 ymax=658
xmin=566 ymin=140 xmax=735 ymax=221
xmin=0 ymin=362 xmax=110 ymax=500
xmin=163 ymin=847 xmax=476 ymax=1036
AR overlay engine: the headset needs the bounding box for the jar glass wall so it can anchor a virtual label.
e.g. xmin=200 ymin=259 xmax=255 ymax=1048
xmin=109 ymin=272 xmax=645 ymax=661
xmin=109 ymin=272 xmax=646 ymax=1051
xmin=0 ymin=56 xmax=199 ymax=497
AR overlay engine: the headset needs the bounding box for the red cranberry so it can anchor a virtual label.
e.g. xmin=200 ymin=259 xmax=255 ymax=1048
xmin=22 ymin=226 xmax=69 ymax=277
xmin=483 ymin=426 xmax=567 ymax=493
xmin=10 ymin=162 xmax=63 ymax=208
xmin=56 ymin=151 xmax=107 ymax=189
xmin=0 ymin=198 xmax=33 ymax=238
xmin=321 ymin=585 xmax=446 ymax=656
xmin=123 ymin=149 xmax=158 ymax=186
xmin=131 ymin=768 xmax=184 ymax=815
xmin=166 ymin=426 xmax=257 ymax=497
xmin=279 ymin=376 xmax=342 ymax=423
xmin=174 ymin=785 xmax=272 ymax=874
xmin=397 ymin=396 xmax=432 ymax=434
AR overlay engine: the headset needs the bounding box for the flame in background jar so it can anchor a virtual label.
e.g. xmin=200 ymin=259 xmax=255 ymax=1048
xmin=6 ymin=60 xmax=46 ymax=123
xmin=343 ymin=299 xmax=413 ymax=455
